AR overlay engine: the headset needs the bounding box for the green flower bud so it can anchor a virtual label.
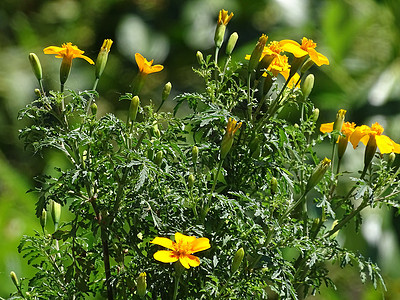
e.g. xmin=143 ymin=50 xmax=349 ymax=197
xmin=214 ymin=25 xmax=226 ymax=48
xmin=231 ymin=247 xmax=245 ymax=274
xmin=188 ymin=174 xmax=195 ymax=190
xmin=137 ymin=272 xmax=147 ymax=298
xmin=40 ymin=209 xmax=47 ymax=230
xmin=151 ymin=124 xmax=161 ymax=138
xmin=95 ymin=39 xmax=113 ymax=79
xmin=50 ymin=200 xmax=62 ymax=231
xmin=154 ymin=151 xmax=163 ymax=166
xmin=312 ymin=108 xmax=320 ymax=123
xmin=34 ymin=88 xmax=41 ymax=97
xmin=192 ymin=146 xmax=199 ymax=164
xmin=305 ymin=158 xmax=331 ymax=192
xmin=301 ymin=74 xmax=314 ymax=100
xmin=248 ymin=34 xmax=268 ymax=75
xmin=162 ymin=82 xmax=172 ymax=102
xmin=10 ymin=271 xmax=19 ymax=287
xmin=271 ymin=177 xmax=278 ymax=195
xmin=196 ymin=51 xmax=204 ymax=65
xmin=129 ymin=96 xmax=140 ymax=123
xmin=221 ymin=118 xmax=242 ymax=159
xmin=90 ymin=103 xmax=98 ymax=116
xmin=29 ymin=53 xmax=43 ymax=81
xmin=333 ymin=109 xmax=346 ymax=132
xmin=226 ymin=32 xmax=238 ymax=56
xmin=387 ymin=152 xmax=396 ymax=167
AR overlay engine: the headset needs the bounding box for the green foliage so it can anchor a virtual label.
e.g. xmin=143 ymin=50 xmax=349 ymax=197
xmin=10 ymin=16 xmax=400 ymax=300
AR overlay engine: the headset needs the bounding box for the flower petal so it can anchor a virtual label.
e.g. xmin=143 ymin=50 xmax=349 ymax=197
xmin=190 ymin=237 xmax=211 ymax=253
xmin=179 ymin=254 xmax=200 ymax=269
xmin=350 ymin=125 xmax=370 ymax=149
xmin=376 ymin=135 xmax=396 ymax=154
xmin=153 ymin=250 xmax=179 ymax=263
xmin=76 ymin=54 xmax=95 ymax=64
xmin=43 ymin=46 xmax=65 ymax=55
xmin=150 ymin=237 xmax=176 ymax=250
xmin=280 ymin=41 xmax=308 ymax=58
xmin=320 ymin=122 xmax=334 ymax=133
xmin=175 ymin=232 xmax=196 ymax=244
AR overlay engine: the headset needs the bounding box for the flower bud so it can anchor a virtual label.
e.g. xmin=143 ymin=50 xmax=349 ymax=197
xmin=188 ymin=174 xmax=195 ymax=190
xmin=196 ymin=51 xmax=204 ymax=65
xmin=231 ymin=247 xmax=244 ymax=274
xmin=129 ymin=96 xmax=140 ymax=123
xmin=220 ymin=118 xmax=242 ymax=159
xmin=226 ymin=32 xmax=238 ymax=56
xmin=387 ymin=152 xmax=396 ymax=167
xmin=154 ymin=151 xmax=163 ymax=166
xmin=50 ymin=200 xmax=62 ymax=231
xmin=34 ymin=88 xmax=41 ymax=97
xmin=40 ymin=209 xmax=47 ymax=230
xmin=192 ymin=146 xmax=199 ymax=164
xmin=29 ymin=53 xmax=43 ymax=81
xmin=10 ymin=271 xmax=19 ymax=287
xmin=95 ymin=39 xmax=113 ymax=79
xmin=214 ymin=10 xmax=234 ymax=48
xmin=312 ymin=108 xmax=319 ymax=123
xmin=151 ymin=124 xmax=161 ymax=138
xmin=301 ymin=74 xmax=314 ymax=100
xmin=91 ymin=103 xmax=98 ymax=116
xmin=162 ymin=82 xmax=172 ymax=102
xmin=136 ymin=272 xmax=147 ymax=298
xmin=271 ymin=177 xmax=278 ymax=195
xmin=248 ymin=34 xmax=268 ymax=75
xmin=305 ymin=158 xmax=331 ymax=192
xmin=333 ymin=109 xmax=346 ymax=132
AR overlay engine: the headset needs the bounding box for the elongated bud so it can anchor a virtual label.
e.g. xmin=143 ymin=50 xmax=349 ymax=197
xmin=60 ymin=56 xmax=72 ymax=85
xmin=10 ymin=271 xmax=19 ymax=287
xmin=305 ymin=158 xmax=331 ymax=192
xmin=300 ymin=57 xmax=314 ymax=74
xmin=312 ymin=108 xmax=319 ymax=123
xmin=301 ymin=74 xmax=314 ymax=100
xmin=271 ymin=177 xmax=278 ymax=195
xmin=91 ymin=103 xmax=98 ymax=116
xmin=129 ymin=96 xmax=140 ymax=123
xmin=188 ymin=174 xmax=195 ymax=190
xmin=95 ymin=39 xmax=113 ymax=79
xmin=330 ymin=220 xmax=339 ymax=240
xmin=214 ymin=10 xmax=233 ymax=48
xmin=151 ymin=124 xmax=161 ymax=138
xmin=50 ymin=200 xmax=62 ymax=231
xmin=137 ymin=272 xmax=147 ymax=298
xmin=248 ymin=34 xmax=268 ymax=75
xmin=196 ymin=51 xmax=204 ymax=65
xmin=154 ymin=151 xmax=163 ymax=166
xmin=387 ymin=152 xmax=396 ymax=167
xmin=192 ymin=146 xmax=199 ymax=164
xmin=221 ymin=118 xmax=242 ymax=159
xmin=29 ymin=53 xmax=43 ymax=81
xmin=40 ymin=209 xmax=47 ymax=230
xmin=333 ymin=109 xmax=346 ymax=132
xmin=364 ymin=135 xmax=377 ymax=169
xmin=226 ymin=32 xmax=238 ymax=56
xmin=162 ymin=82 xmax=172 ymax=102
xmin=231 ymin=247 xmax=245 ymax=274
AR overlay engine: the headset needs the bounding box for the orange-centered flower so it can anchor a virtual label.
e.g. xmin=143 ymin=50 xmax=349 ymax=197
xmin=135 ymin=53 xmax=164 ymax=75
xmin=217 ymin=9 xmax=234 ymax=25
xmin=43 ymin=42 xmax=94 ymax=65
xmin=279 ymin=37 xmax=329 ymax=67
xmin=350 ymin=122 xmax=400 ymax=154
xmin=151 ymin=232 xmax=210 ymax=269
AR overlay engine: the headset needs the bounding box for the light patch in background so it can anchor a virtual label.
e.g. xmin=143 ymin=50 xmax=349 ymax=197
xmin=116 ymin=15 xmax=169 ymax=63
xmin=368 ymin=58 xmax=400 ymax=106
xmin=361 ymin=210 xmax=382 ymax=246
xmin=274 ymin=0 xmax=308 ymax=27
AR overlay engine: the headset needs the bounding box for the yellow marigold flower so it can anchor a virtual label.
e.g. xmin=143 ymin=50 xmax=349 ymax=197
xmin=44 ymin=42 xmax=94 ymax=85
xmin=267 ymin=54 xmax=290 ymax=79
xmin=350 ymin=122 xmax=400 ymax=154
xmin=95 ymin=39 xmax=113 ymax=79
xmin=135 ymin=53 xmax=164 ymax=75
xmin=221 ymin=117 xmax=242 ymax=159
xmin=321 ymin=121 xmax=356 ymax=159
xmin=279 ymin=37 xmax=329 ymax=67
xmin=217 ymin=9 xmax=234 ymax=25
xmin=151 ymin=232 xmax=211 ymax=269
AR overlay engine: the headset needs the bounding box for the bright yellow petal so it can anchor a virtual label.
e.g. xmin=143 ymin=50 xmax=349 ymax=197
xmin=350 ymin=125 xmax=370 ymax=149
xmin=179 ymin=255 xmax=200 ymax=269
xmin=320 ymin=122 xmax=334 ymax=133
xmin=43 ymin=46 xmax=65 ymax=55
xmin=359 ymin=135 xmax=369 ymax=146
xmin=150 ymin=237 xmax=175 ymax=250
xmin=393 ymin=142 xmax=400 ymax=154
xmin=190 ymin=237 xmax=211 ymax=253
xmin=376 ymin=135 xmax=396 ymax=154
xmin=76 ymin=54 xmax=95 ymax=64
xmin=280 ymin=41 xmax=308 ymax=58
xmin=175 ymin=232 xmax=196 ymax=244
xmin=316 ymin=52 xmax=329 ymax=66
xmin=150 ymin=64 xmax=164 ymax=73
xmin=153 ymin=250 xmax=179 ymax=263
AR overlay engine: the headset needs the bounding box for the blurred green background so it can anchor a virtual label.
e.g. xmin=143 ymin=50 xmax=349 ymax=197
xmin=1 ymin=0 xmax=400 ymax=298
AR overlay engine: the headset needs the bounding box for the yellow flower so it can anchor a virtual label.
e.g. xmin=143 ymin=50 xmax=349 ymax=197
xmin=151 ymin=232 xmax=211 ymax=269
xmin=44 ymin=42 xmax=94 ymax=85
xmin=321 ymin=121 xmax=356 ymax=159
xmin=44 ymin=42 xmax=94 ymax=64
xmin=279 ymin=37 xmax=329 ymax=67
xmin=267 ymin=54 xmax=290 ymax=79
xmin=221 ymin=118 xmax=242 ymax=159
xmin=95 ymin=39 xmax=113 ymax=79
xmin=135 ymin=53 xmax=164 ymax=75
xmin=350 ymin=122 xmax=400 ymax=154
xmin=287 ymin=73 xmax=301 ymax=88
xmin=217 ymin=9 xmax=234 ymax=25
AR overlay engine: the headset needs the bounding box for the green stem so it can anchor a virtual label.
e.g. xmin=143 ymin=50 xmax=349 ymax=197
xmin=202 ymin=159 xmax=224 ymax=219
xmin=101 ymin=226 xmax=114 ymax=300
xmin=172 ymin=272 xmax=181 ymax=300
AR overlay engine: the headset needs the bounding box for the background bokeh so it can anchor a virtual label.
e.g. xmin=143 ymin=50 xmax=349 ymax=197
xmin=1 ymin=0 xmax=400 ymax=298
